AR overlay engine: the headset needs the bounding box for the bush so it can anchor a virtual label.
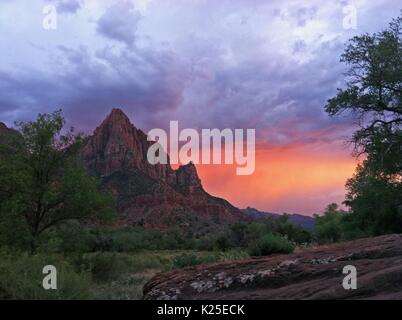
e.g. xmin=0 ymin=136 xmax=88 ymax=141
xmin=215 ymin=236 xmax=231 ymax=251
xmin=36 ymin=223 xmax=96 ymax=254
xmin=229 ymin=220 xmax=312 ymax=250
xmin=0 ymin=249 xmax=91 ymax=299
xmin=172 ymin=253 xmax=217 ymax=269
xmin=0 ymin=201 xmax=33 ymax=250
xmin=173 ymin=253 xmax=202 ymax=268
xmin=80 ymin=252 xmax=125 ymax=283
xmin=314 ymin=203 xmax=368 ymax=244
xmin=218 ymin=249 xmax=249 ymax=262
xmin=172 ymin=250 xmax=249 ymax=269
xmin=86 ymin=226 xmax=194 ymax=253
xmin=248 ymin=234 xmax=295 ymax=256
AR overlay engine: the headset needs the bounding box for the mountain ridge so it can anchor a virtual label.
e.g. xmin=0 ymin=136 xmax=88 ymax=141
xmin=0 ymin=110 xmax=315 ymax=233
xmin=242 ymin=207 xmax=315 ymax=231
xmin=79 ymin=108 xmax=250 ymax=232
xmin=0 ymin=112 xmax=249 ymax=232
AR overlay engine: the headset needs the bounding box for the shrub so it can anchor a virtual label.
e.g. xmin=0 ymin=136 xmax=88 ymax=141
xmin=56 ymin=224 xmax=95 ymax=254
xmin=80 ymin=252 xmax=125 ymax=283
xmin=248 ymin=234 xmax=295 ymax=256
xmin=85 ymin=226 xmax=195 ymax=252
xmin=0 ymin=201 xmax=33 ymax=250
xmin=36 ymin=223 xmax=96 ymax=254
xmin=114 ymin=252 xmax=169 ymax=272
xmin=110 ymin=229 xmax=143 ymax=252
xmin=193 ymin=236 xmax=216 ymax=251
xmin=0 ymin=249 xmax=91 ymax=299
xmin=172 ymin=253 xmax=217 ymax=269
xmin=314 ymin=204 xmax=368 ymax=244
xmin=172 ymin=253 xmax=201 ymax=268
xmin=215 ymin=236 xmax=231 ymax=251
xmin=171 ymin=250 xmax=249 ymax=269
xmin=218 ymin=249 xmax=249 ymax=262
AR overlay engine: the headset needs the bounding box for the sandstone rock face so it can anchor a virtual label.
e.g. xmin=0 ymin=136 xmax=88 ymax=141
xmin=81 ymin=108 xmax=176 ymax=184
xmin=175 ymin=162 xmax=204 ymax=195
xmin=80 ymin=109 xmax=248 ymax=230
xmin=143 ymin=234 xmax=402 ymax=300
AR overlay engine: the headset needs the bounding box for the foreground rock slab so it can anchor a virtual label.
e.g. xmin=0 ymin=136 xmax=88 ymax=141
xmin=143 ymin=234 xmax=402 ymax=300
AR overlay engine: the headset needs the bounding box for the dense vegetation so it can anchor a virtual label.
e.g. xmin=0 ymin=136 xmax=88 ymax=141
xmin=0 ymin=217 xmax=307 ymax=299
xmin=319 ymin=14 xmax=402 ymax=242
xmin=0 ymin=110 xmax=115 ymax=252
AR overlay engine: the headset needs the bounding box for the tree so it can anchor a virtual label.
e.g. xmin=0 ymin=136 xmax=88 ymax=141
xmin=0 ymin=110 xmax=115 ymax=250
xmin=344 ymin=164 xmax=402 ymax=235
xmin=325 ymin=14 xmax=402 ymax=235
xmin=314 ymin=204 xmax=345 ymax=243
xmin=314 ymin=203 xmax=366 ymax=244
xmin=325 ymin=14 xmax=402 ymax=175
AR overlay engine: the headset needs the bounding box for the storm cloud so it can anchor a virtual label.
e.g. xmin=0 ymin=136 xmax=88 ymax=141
xmin=0 ymin=0 xmax=398 ymax=213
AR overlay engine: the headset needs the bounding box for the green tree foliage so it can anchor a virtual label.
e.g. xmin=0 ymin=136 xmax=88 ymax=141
xmin=325 ymin=14 xmax=402 ymax=167
xmin=0 ymin=110 xmax=115 ymax=250
xmin=314 ymin=204 xmax=345 ymax=243
xmin=229 ymin=216 xmax=311 ymax=248
xmin=325 ymin=14 xmax=402 ymax=235
xmin=248 ymin=233 xmax=295 ymax=256
xmin=172 ymin=253 xmax=215 ymax=269
xmin=314 ymin=203 xmax=365 ymax=244
xmin=213 ymin=217 xmax=312 ymax=255
xmin=345 ymin=165 xmax=402 ymax=234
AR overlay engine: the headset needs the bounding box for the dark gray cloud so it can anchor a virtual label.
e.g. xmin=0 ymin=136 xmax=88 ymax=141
xmin=46 ymin=0 xmax=82 ymax=14
xmin=0 ymin=0 xmax=397 ymax=146
xmin=0 ymin=29 xmax=358 ymax=147
xmin=157 ymin=34 xmax=353 ymax=149
xmin=0 ymin=43 xmax=189 ymax=132
xmin=96 ymin=1 xmax=142 ymax=46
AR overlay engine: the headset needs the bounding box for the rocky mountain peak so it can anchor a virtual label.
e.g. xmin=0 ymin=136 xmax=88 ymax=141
xmin=109 ymin=107 xmax=130 ymax=119
xmin=94 ymin=108 xmax=141 ymax=141
xmin=102 ymin=108 xmax=132 ymax=128
xmin=81 ymin=109 xmax=175 ymax=182
xmin=79 ymin=108 xmax=248 ymax=228
xmin=175 ymin=161 xmax=204 ymax=194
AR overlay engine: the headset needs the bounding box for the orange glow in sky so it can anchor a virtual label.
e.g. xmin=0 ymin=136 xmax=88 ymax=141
xmin=194 ymin=143 xmax=357 ymax=216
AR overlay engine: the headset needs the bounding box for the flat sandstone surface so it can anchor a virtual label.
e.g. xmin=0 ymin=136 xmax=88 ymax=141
xmin=143 ymin=234 xmax=402 ymax=300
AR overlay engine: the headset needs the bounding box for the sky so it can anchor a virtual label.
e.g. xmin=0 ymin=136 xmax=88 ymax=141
xmin=0 ymin=0 xmax=399 ymax=215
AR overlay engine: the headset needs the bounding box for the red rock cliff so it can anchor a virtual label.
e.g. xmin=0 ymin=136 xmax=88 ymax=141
xmin=80 ymin=109 xmax=248 ymax=231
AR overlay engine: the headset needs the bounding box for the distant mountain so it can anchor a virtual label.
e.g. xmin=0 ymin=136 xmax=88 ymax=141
xmin=79 ymin=109 xmax=250 ymax=234
xmin=242 ymin=207 xmax=315 ymax=231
